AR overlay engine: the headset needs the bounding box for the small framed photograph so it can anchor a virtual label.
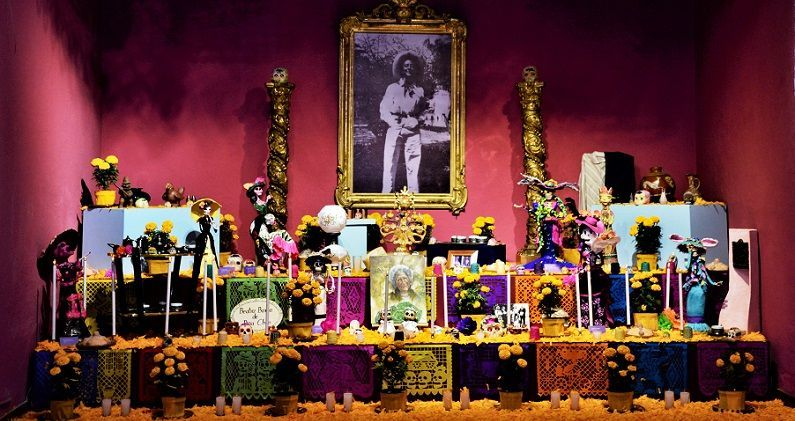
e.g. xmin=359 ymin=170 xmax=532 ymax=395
xmin=447 ymin=250 xmax=478 ymax=269
xmin=492 ymin=303 xmax=508 ymax=327
xmin=509 ymin=303 xmax=530 ymax=330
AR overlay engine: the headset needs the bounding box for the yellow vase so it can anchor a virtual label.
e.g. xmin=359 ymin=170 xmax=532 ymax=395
xmin=146 ymin=257 xmax=170 ymax=275
xmin=95 ymin=189 xmax=116 ymax=207
xmin=542 ymin=318 xmax=566 ymax=337
xmin=719 ymin=390 xmax=746 ymax=411
xmin=286 ymin=321 xmax=314 ymax=340
xmin=635 ymin=254 xmax=659 ymax=271
xmin=633 ymin=312 xmax=659 ymax=331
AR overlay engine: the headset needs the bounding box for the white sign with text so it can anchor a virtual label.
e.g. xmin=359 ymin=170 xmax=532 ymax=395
xmin=230 ymin=298 xmax=283 ymax=332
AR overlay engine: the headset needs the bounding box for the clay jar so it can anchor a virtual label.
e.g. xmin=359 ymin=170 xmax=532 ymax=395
xmin=639 ymin=166 xmax=675 ymax=203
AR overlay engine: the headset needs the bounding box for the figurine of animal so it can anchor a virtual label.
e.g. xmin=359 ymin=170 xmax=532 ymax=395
xmin=118 ymin=177 xmax=151 ymax=208
xmin=162 ymin=183 xmax=185 ymax=207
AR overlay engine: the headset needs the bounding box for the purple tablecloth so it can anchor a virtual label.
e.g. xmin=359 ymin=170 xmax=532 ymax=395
xmin=324 ymin=277 xmax=368 ymax=328
xmin=444 ymin=275 xmax=508 ymax=324
xmin=457 ymin=343 xmax=533 ymax=399
xmin=696 ymin=341 xmax=769 ymax=398
xmin=301 ymin=345 xmax=375 ymax=401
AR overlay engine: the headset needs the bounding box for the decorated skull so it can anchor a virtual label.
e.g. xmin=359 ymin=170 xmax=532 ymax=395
xmin=403 ymin=307 xmax=417 ymax=322
xmin=522 ymin=66 xmax=537 ymax=82
xmin=272 ymin=67 xmax=288 ymax=83
xmin=633 ymin=190 xmax=651 ymax=205
xmin=239 ymin=321 xmax=253 ymax=336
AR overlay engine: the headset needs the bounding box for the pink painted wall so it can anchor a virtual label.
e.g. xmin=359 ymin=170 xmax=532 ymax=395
xmin=695 ymin=0 xmax=795 ymax=395
xmin=99 ymin=0 xmax=697 ymax=260
xmin=0 ymin=0 xmax=100 ymax=412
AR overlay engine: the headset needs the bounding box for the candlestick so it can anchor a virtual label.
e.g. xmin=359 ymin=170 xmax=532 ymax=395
xmin=586 ymin=266 xmax=593 ymax=326
xmin=550 ymin=391 xmax=561 ymax=409
xmin=82 ymin=255 xmax=88 ymax=317
xmin=215 ymin=396 xmax=225 ymax=416
xmin=443 ymin=390 xmax=452 ymax=411
xmin=343 ymin=392 xmax=353 ymax=412
xmin=165 ymin=257 xmax=173 ymax=336
xmin=325 ymin=392 xmax=335 ymax=412
xmin=266 ymin=262 xmax=271 ymax=329
xmin=232 ymin=396 xmax=242 ymax=414
xmin=288 ymin=255 xmax=293 ymax=281
xmin=202 ymin=263 xmax=208 ymax=335
xmin=460 ymin=387 xmax=470 ymax=410
xmin=212 ymin=263 xmax=218 ymax=332
xmin=110 ymin=258 xmax=117 ymax=337
xmin=120 ymin=398 xmax=131 ymax=417
xmin=336 ymin=264 xmax=342 ymax=333
xmin=575 ymin=268 xmax=582 ymax=329
xmin=52 ymin=260 xmax=57 ymax=341
xmin=506 ymin=269 xmax=512 ymax=328
xmin=442 ymin=270 xmax=449 ymax=327
xmin=678 ymin=272 xmax=684 ymax=330
xmin=664 ymin=390 xmax=674 ymax=409
xmin=625 ymin=267 xmax=631 ymax=325
xmin=665 ymin=261 xmax=671 ymax=308
xmin=569 ymin=391 xmax=580 ymax=410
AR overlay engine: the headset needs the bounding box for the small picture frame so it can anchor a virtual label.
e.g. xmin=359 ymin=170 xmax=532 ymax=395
xmin=509 ymin=303 xmax=530 ymax=330
xmin=447 ymin=250 xmax=478 ymax=269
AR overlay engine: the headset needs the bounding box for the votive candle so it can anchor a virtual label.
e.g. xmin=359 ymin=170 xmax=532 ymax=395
xmin=570 ymin=391 xmax=580 ymax=410
xmin=325 ymin=392 xmax=336 ymax=412
xmin=232 ymin=396 xmax=242 ymax=414
xmin=443 ymin=390 xmax=452 ymax=411
xmin=101 ymin=398 xmax=112 ymax=416
xmin=550 ymin=391 xmax=561 ymax=409
xmin=460 ymin=387 xmax=470 ymax=410
xmin=664 ymin=390 xmax=674 ymax=409
xmin=215 ymin=396 xmax=225 ymax=416
xmin=679 ymin=391 xmax=690 ymax=405
xmin=120 ymin=398 xmax=131 ymax=417
xmin=343 ymin=392 xmax=353 ymax=412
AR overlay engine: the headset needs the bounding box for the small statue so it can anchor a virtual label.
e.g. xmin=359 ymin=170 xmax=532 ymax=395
xmin=633 ymin=190 xmax=651 ymax=205
xmin=190 ymin=199 xmax=220 ymax=290
xmin=117 ymin=177 xmax=151 ymax=208
xmin=682 ymin=174 xmax=702 ymax=204
xmin=401 ymin=307 xmax=419 ymax=339
xmin=36 ymin=229 xmax=89 ymax=338
xmin=670 ymin=234 xmax=721 ymax=324
xmin=162 ymin=182 xmax=185 ymax=207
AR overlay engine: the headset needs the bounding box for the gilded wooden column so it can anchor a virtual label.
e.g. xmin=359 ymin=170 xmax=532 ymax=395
xmin=265 ymin=67 xmax=295 ymax=228
xmin=516 ymin=66 xmax=547 ymax=262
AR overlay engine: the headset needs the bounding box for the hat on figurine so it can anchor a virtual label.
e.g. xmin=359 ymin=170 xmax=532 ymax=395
xmin=575 ymin=215 xmax=605 ymax=235
xmin=190 ymin=198 xmax=221 ymax=221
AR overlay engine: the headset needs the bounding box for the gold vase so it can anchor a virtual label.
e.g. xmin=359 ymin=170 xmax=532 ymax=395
xmin=95 ymin=189 xmax=117 ymax=207
xmin=541 ymin=317 xmax=566 ymax=337
xmin=718 ymin=390 xmax=746 ymax=411
xmin=49 ymin=399 xmax=75 ymax=420
xmin=633 ymin=312 xmax=659 ymax=331
xmin=286 ymin=321 xmax=314 ymax=340
xmin=380 ymin=390 xmax=407 ymax=412
xmin=161 ymin=396 xmax=186 ymax=418
xmin=271 ymin=393 xmax=298 ymax=415
xmin=146 ymin=257 xmax=170 ymax=275
xmin=635 ymin=253 xmax=659 ymax=271
xmin=499 ymin=390 xmax=523 ymax=410
xmin=607 ymin=391 xmax=633 ymax=412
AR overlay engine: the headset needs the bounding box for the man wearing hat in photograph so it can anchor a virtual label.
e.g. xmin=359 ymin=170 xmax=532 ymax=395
xmin=379 ymin=51 xmax=428 ymax=193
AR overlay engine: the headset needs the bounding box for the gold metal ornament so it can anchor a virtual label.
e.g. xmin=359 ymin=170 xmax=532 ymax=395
xmin=265 ymin=68 xmax=295 ymax=228
xmin=516 ymin=66 xmax=547 ymax=262
xmin=335 ymin=0 xmax=467 ymax=214
xmin=379 ymin=187 xmax=427 ymax=254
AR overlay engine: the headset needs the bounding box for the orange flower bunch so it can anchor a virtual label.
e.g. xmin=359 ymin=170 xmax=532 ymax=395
xmin=372 ymin=340 xmax=412 ymax=393
xmin=269 ymin=347 xmax=307 ymax=394
xmin=149 ymin=345 xmax=189 ymax=397
xmin=497 ymin=343 xmax=527 ymax=392
xmin=603 ymin=345 xmax=637 ymax=392
xmin=717 ymin=350 xmax=755 ymax=391
xmin=282 ymin=271 xmax=323 ymax=307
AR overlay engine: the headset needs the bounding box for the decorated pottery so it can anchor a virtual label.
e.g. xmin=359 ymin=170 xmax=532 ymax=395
xmin=639 ymin=166 xmax=675 ymax=203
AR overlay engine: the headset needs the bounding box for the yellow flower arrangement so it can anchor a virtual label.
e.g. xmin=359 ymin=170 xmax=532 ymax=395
xmin=150 ymin=345 xmax=189 ymax=397
xmin=717 ymin=350 xmax=755 ymax=391
xmin=453 ymin=272 xmax=489 ymax=314
xmin=604 ymin=345 xmax=637 ymax=392
xmin=140 ymin=221 xmax=178 ymax=254
xmin=472 ymin=216 xmax=496 ymax=239
xmin=294 ymin=214 xmax=335 ymax=252
xmin=372 ymin=340 xmax=411 ymax=393
xmin=629 ymin=215 xmax=662 ymax=254
xmin=90 ymin=155 xmax=119 ymax=190
xmin=282 ymin=271 xmax=323 ymax=307
xmin=534 ymin=274 xmax=567 ymax=318
xmin=48 ymin=348 xmax=82 ymax=400
xmin=220 ymin=213 xmax=239 ymax=253
xmin=629 ymin=271 xmax=663 ymax=314
xmin=497 ymin=343 xmax=526 ymax=392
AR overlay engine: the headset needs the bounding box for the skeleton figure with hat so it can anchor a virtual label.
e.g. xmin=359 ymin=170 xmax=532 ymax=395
xmin=190 ymin=198 xmax=221 ymax=289
xmin=37 ymin=229 xmax=89 ymax=338
xmin=244 ymin=177 xmax=296 ymax=268
xmin=574 ymin=214 xmax=619 ymax=327
xmin=670 ymin=234 xmax=721 ymax=325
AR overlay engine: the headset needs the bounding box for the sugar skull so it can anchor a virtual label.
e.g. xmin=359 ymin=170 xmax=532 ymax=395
xmin=633 ymin=190 xmax=651 ymax=205
xmin=239 ymin=321 xmax=253 ymax=336
xmin=272 ymin=67 xmax=288 ymax=83
xmin=522 ymin=66 xmax=537 ymax=82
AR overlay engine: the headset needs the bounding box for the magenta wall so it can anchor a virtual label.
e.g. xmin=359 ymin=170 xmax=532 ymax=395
xmin=99 ymin=0 xmax=697 ymax=260
xmin=695 ymin=0 xmax=795 ymax=394
xmin=0 ymin=0 xmax=100 ymax=411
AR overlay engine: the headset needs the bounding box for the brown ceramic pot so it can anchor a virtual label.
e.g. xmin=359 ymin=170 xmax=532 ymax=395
xmin=639 ymin=166 xmax=675 ymax=202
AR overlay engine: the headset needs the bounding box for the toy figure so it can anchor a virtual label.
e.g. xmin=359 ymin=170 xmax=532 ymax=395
xmin=117 ymin=177 xmax=151 ymax=208
xmin=670 ymin=234 xmax=721 ymax=324
xmin=190 ymin=199 xmax=220 ymax=288
xmin=517 ymin=175 xmax=578 ymax=272
xmin=162 ymin=182 xmax=185 ymax=207
xmin=243 ymin=177 xmax=271 ymax=215
xmin=37 ymin=229 xmax=89 ymax=338
xmin=575 ymin=215 xmax=618 ymax=327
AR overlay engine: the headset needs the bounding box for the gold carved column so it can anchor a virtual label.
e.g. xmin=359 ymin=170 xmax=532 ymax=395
xmin=265 ymin=68 xmax=295 ymax=228
xmin=516 ymin=66 xmax=547 ymax=263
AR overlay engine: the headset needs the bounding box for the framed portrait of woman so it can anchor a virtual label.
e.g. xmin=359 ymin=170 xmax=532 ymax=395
xmin=369 ymin=254 xmax=428 ymax=326
xmin=335 ymin=1 xmax=467 ymax=213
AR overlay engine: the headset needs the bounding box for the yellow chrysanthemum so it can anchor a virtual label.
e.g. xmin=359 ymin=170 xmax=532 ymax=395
xmin=472 ymin=301 xmax=481 ymax=309
xmin=716 ymin=358 xmax=725 ymax=368
xmin=176 ymin=351 xmax=185 ymax=360
xmin=607 ymin=361 xmax=617 ymax=369
xmin=98 ymin=161 xmax=110 ymax=170
xmin=49 ymin=367 xmax=61 ymax=376
xmin=517 ymin=358 xmax=528 ymax=368
xmin=635 ymin=216 xmax=645 ymax=224
xmin=145 ymin=222 xmax=157 ymax=232
xmin=650 ymin=216 xmax=660 ymax=223
xmin=464 ymin=275 xmax=475 ymax=284
xmin=56 ymin=356 xmax=70 ymax=366
xmin=510 ymin=344 xmax=523 ymax=356
xmin=302 ymin=297 xmax=312 ymax=306
xmin=651 ymin=284 xmax=662 ymax=291
xmin=535 ymin=293 xmax=544 ymax=301
xmin=298 ymin=363 xmax=308 ymax=373
xmin=641 ymin=304 xmax=647 ymax=311
xmin=302 ymin=284 xmax=312 ymax=292
xmin=177 ymin=363 xmax=188 ymax=372
xmin=631 ymin=282 xmax=642 ymax=289
xmin=480 ymin=286 xmax=490 ymax=293
xmin=730 ymin=353 xmax=741 ymax=364
xmin=269 ymin=353 xmax=283 ymax=365
xmin=642 ymin=218 xmax=654 ymax=227
xmin=105 ymin=155 xmax=119 ymax=164
xmin=498 ymin=344 xmax=510 ymax=353
xmin=617 ymin=345 xmax=630 ymax=355
xmin=552 ymin=279 xmax=563 ymax=287
xmin=149 ymin=367 xmax=160 ymax=378
xmin=310 ymin=281 xmax=320 ymax=288
xmin=301 ymin=215 xmax=313 ymax=223
xmin=312 ymin=288 xmax=321 ymax=296
xmin=452 ymin=281 xmax=462 ymax=289
xmin=154 ymin=353 xmax=165 ymax=362
xmin=485 ymin=217 xmax=495 ymax=224
xmin=629 ymin=225 xmax=638 ymax=236
xmin=498 ymin=350 xmax=511 ymax=360
xmin=475 ymin=216 xmax=485 ymax=223
xmin=90 ymin=157 xmax=104 ymax=167
xmin=542 ymin=287 xmax=552 ymax=295
xmin=292 ymin=289 xmax=303 ymax=298
xmin=163 ymin=347 xmax=177 ymax=357
xmin=285 ymin=282 xmax=296 ymax=291
xmin=69 ymin=353 xmax=81 ymax=363
xmin=540 ymin=275 xmax=556 ymax=284
xmin=164 ymin=358 xmax=175 ymax=367
xmin=313 ymin=296 xmax=323 ymax=305
xmin=559 ymin=290 xmax=567 ymax=297
xmin=422 ymin=214 xmax=435 ymax=227
xmin=378 ymin=341 xmax=390 ymax=349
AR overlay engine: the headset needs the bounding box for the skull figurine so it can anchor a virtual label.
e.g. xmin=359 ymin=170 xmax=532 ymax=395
xmin=522 ymin=66 xmax=537 ymax=82
xmin=239 ymin=321 xmax=253 ymax=336
xmin=272 ymin=67 xmax=288 ymax=83
xmin=634 ymin=190 xmax=651 ymax=205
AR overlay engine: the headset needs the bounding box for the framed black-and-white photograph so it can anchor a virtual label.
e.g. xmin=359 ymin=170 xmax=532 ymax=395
xmin=447 ymin=250 xmax=478 ymax=269
xmin=492 ymin=303 xmax=508 ymax=327
xmin=510 ymin=303 xmax=530 ymax=330
xmin=336 ymin=2 xmax=467 ymax=213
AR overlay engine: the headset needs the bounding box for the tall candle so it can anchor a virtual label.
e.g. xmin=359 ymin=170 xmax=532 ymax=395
xmin=586 ymin=266 xmax=594 ymax=327
xmin=343 ymin=392 xmax=353 ymax=412
xmin=288 ymin=255 xmax=293 ymax=281
xmin=443 ymin=390 xmax=452 ymax=410
xmin=325 ymin=392 xmax=335 ymax=412
xmin=232 ymin=396 xmax=242 ymax=414
xmin=550 ymin=391 xmax=561 ymax=409
xmin=266 ymin=262 xmax=271 ymax=328
xmin=679 ymin=391 xmax=690 ymax=405
xmin=569 ymin=391 xmax=580 ymax=410
xmin=442 ymin=270 xmax=449 ymax=327
xmin=82 ymin=255 xmax=88 ymax=317
xmin=202 ymin=264 xmax=208 ymax=335
xmin=665 ymin=260 xmax=671 ymax=308
xmin=383 ymin=269 xmax=389 ymax=332
xmin=212 ymin=263 xmax=218 ymax=332
xmin=575 ymin=268 xmax=582 ymax=329
xmin=336 ymin=264 xmax=342 ymax=333
xmin=52 ymin=260 xmax=57 ymax=340
xmin=664 ymin=390 xmax=674 ymax=409
xmin=678 ymin=272 xmax=684 ymax=330
xmin=215 ymin=396 xmax=225 ymax=416
xmin=506 ymin=269 xmax=512 ymax=328
xmin=164 ymin=257 xmax=173 ymax=336
xmin=624 ymin=267 xmax=631 ymax=325
xmin=460 ymin=387 xmax=470 ymax=410
xmin=111 ymin=258 xmax=117 ymax=337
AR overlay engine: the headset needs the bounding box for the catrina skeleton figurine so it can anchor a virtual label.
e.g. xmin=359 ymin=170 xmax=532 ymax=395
xmin=670 ymin=234 xmax=721 ymax=324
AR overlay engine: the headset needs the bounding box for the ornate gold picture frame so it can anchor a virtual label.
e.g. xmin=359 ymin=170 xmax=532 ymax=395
xmin=335 ymin=1 xmax=467 ymax=214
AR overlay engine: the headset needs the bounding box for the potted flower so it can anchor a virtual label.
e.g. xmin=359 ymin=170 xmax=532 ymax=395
xmin=149 ymin=345 xmax=189 ymax=418
xmin=603 ymin=345 xmax=637 ymax=412
xmin=716 ymin=350 xmax=755 ymax=411
xmin=139 ymin=221 xmax=178 ymax=274
xmin=372 ymin=340 xmax=412 ymax=412
xmin=472 ymin=216 xmax=495 ymax=240
xmin=629 ymin=271 xmax=663 ymax=330
xmin=268 ymin=347 xmax=308 ymax=415
xmin=281 ymin=271 xmax=323 ymax=340
xmin=452 ymin=271 xmax=490 ymax=330
xmin=48 ymin=349 xmax=82 ymax=420
xmin=497 ymin=344 xmax=527 ymax=410
xmin=533 ymin=274 xmax=568 ymax=336
xmin=90 ymin=155 xmax=119 ymax=206
xmin=219 ymin=213 xmax=239 ymax=266
xmin=294 ymin=214 xmax=336 ymax=254
xmin=629 ymin=215 xmax=661 ymax=270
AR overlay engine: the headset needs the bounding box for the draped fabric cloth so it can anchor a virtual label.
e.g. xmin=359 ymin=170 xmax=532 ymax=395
xmin=579 ymin=152 xmax=606 ymax=211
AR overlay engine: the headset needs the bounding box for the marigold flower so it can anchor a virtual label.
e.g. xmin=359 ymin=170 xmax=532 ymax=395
xmin=302 ymin=297 xmax=312 ymax=306
xmin=607 ymin=361 xmax=617 ymax=369
xmin=559 ymin=290 xmax=567 ymax=297
xmin=651 ymin=284 xmax=662 ymax=291
xmin=473 ymin=228 xmax=483 ymax=235
xmin=628 ymin=365 xmax=637 ymax=372
xmin=716 ymin=358 xmax=725 ymax=368
xmin=517 ymin=358 xmax=528 ymax=368
xmin=398 ymin=350 xmax=408 ymax=357
xmin=371 ymin=354 xmax=380 ymax=362
xmin=472 ymin=301 xmax=481 ymax=309
xmin=302 ymin=284 xmax=312 ymax=292
xmin=298 ymin=363 xmax=308 ymax=373
xmin=56 ymin=356 xmax=70 ymax=366
xmin=642 ymin=219 xmax=654 ymax=227
xmin=744 ymin=352 xmax=754 ymax=362
xmin=90 ymin=157 xmax=103 ymax=167
xmin=292 ymin=289 xmax=303 ymax=298
xmin=301 ymin=215 xmax=313 ymax=223
xmin=485 ymin=217 xmax=495 ymax=224
xmin=542 ymin=287 xmax=552 ymax=295
xmin=154 ymin=353 xmax=165 ymax=362
xmin=635 ymin=216 xmax=645 ymax=224
xmin=650 ymin=216 xmax=660 ymax=223
xmin=164 ymin=358 xmax=175 ymax=367
xmin=163 ymin=347 xmax=177 ymax=357
xmin=69 ymin=353 xmax=81 ymax=363
xmin=746 ymin=364 xmax=755 ymax=373
xmin=481 ymin=286 xmax=490 ymax=293
xmin=105 ymin=155 xmax=119 ymax=164
xmin=552 ymin=279 xmax=563 ymax=287
xmin=535 ymin=293 xmax=544 ymax=301
xmin=624 ymin=353 xmax=635 ymax=362
xmin=177 ymin=363 xmax=188 ymax=372
xmin=165 ymin=367 xmax=175 ymax=376
xmin=269 ymin=353 xmax=283 ymax=365
xmin=603 ymin=348 xmax=617 ymax=357
xmin=145 ymin=222 xmax=157 ymax=232
xmin=619 ymin=370 xmax=628 ymax=377
xmin=50 ymin=367 xmax=61 ymax=376
xmin=313 ymin=296 xmax=323 ymax=305
xmin=452 ymin=281 xmax=462 ymax=289
xmin=149 ymin=367 xmax=160 ymax=378
xmin=730 ymin=353 xmax=741 ymax=364
xmin=533 ymin=280 xmax=542 ymax=289
xmin=378 ymin=341 xmax=389 ymax=349
xmin=510 ymin=344 xmax=523 ymax=356
xmin=464 ymin=274 xmax=475 ymax=284
xmin=498 ymin=350 xmax=511 ymax=360
xmin=498 ymin=344 xmax=510 ymax=353
xmin=176 ymin=351 xmax=185 ymax=360
xmin=617 ymin=345 xmax=630 ymax=355
xmin=631 ymin=282 xmax=642 ymax=289
xmin=629 ymin=225 xmax=638 ymax=236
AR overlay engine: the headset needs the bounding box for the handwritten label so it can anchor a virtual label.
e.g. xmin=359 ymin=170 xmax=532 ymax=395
xmin=230 ymin=298 xmax=283 ymax=332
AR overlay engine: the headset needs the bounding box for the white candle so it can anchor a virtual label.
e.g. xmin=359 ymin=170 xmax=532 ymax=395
xmin=443 ymin=390 xmax=452 ymax=410
xmin=217 ymin=330 xmax=228 ymax=345
xmin=325 ymin=392 xmax=336 ymax=412
xmin=506 ymin=269 xmax=512 ymax=328
xmin=102 ymin=398 xmax=112 ymax=416
xmin=664 ymin=390 xmax=674 ymax=409
xmin=202 ymin=263 xmax=208 ymax=335
xmin=343 ymin=392 xmax=353 ymax=412
xmin=52 ymin=260 xmax=57 ymax=341
xmin=164 ymin=257 xmax=173 ymax=336
xmin=110 ymin=258 xmax=117 ymax=337
xmin=442 ymin=270 xmax=449 ymax=327
xmin=625 ymin=267 xmax=631 ymax=325
xmin=336 ymin=264 xmax=342 ymax=333
xmin=460 ymin=388 xmax=470 ymax=410
xmin=586 ymin=266 xmax=593 ymax=327
xmin=575 ymin=268 xmax=582 ymax=329
xmin=288 ymin=255 xmax=293 ymax=281
xmin=120 ymin=398 xmax=131 ymax=416
xmin=266 ymin=262 xmax=271 ymax=329
xmin=383 ymin=268 xmax=389 ymax=332
xmin=678 ymin=272 xmax=684 ymax=330
xmin=212 ymin=263 xmax=218 ymax=332
xmin=232 ymin=396 xmax=242 ymax=414
xmin=665 ymin=261 xmax=671 ymax=308
xmin=550 ymin=391 xmax=561 ymax=409
xmin=679 ymin=391 xmax=690 ymax=405
xmin=82 ymin=255 xmax=88 ymax=317
xmin=569 ymin=391 xmax=580 ymax=410
xmin=215 ymin=396 xmax=225 ymax=416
